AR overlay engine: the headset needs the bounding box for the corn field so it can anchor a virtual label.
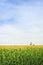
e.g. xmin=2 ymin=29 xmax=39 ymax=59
xmin=0 ymin=46 xmax=43 ymax=65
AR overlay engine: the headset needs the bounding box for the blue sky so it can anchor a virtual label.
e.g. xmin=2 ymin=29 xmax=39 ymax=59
xmin=0 ymin=0 xmax=43 ymax=45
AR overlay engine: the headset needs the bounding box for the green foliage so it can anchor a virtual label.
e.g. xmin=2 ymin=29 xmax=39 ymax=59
xmin=0 ymin=48 xmax=43 ymax=65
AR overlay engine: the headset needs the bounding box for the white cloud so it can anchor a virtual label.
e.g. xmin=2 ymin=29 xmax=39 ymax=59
xmin=0 ymin=24 xmax=26 ymax=45
xmin=0 ymin=1 xmax=43 ymax=45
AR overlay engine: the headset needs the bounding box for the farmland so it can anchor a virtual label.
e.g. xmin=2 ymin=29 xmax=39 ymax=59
xmin=0 ymin=45 xmax=43 ymax=65
xmin=0 ymin=45 xmax=43 ymax=49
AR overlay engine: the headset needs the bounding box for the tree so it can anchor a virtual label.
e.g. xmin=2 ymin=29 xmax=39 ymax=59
xmin=30 ymin=42 xmax=32 ymax=45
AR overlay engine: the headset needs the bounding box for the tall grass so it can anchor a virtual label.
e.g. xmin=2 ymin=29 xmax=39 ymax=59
xmin=0 ymin=47 xmax=43 ymax=65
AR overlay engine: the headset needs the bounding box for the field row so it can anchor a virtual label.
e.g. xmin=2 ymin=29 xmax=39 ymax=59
xmin=0 ymin=47 xmax=43 ymax=65
xmin=0 ymin=45 xmax=43 ymax=49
